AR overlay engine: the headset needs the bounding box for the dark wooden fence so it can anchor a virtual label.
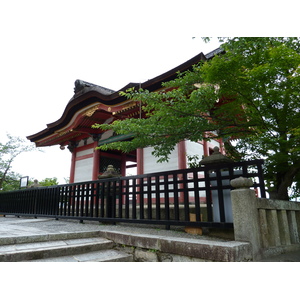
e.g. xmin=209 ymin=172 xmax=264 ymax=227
xmin=0 ymin=160 xmax=266 ymax=229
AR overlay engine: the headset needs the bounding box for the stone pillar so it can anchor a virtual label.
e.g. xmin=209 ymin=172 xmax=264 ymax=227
xmin=230 ymin=177 xmax=262 ymax=260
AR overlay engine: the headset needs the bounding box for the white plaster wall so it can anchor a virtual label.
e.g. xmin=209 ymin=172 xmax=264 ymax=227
xmin=77 ymin=137 xmax=94 ymax=147
xmin=208 ymin=139 xmax=220 ymax=148
xmin=143 ymin=145 xmax=178 ymax=174
xmin=76 ymin=148 xmax=94 ymax=158
xmin=100 ymin=129 xmax=114 ymax=141
xmin=185 ymin=140 xmax=204 ymax=160
xmin=74 ymin=157 xmax=93 ymax=182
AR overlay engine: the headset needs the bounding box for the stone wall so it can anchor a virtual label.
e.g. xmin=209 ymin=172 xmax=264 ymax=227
xmin=114 ymin=245 xmax=209 ymax=262
xmin=231 ymin=177 xmax=300 ymax=261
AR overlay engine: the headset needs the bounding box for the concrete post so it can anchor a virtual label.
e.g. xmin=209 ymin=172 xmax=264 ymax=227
xmin=230 ymin=177 xmax=262 ymax=260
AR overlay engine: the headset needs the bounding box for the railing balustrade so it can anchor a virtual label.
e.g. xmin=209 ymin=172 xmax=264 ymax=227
xmin=0 ymin=160 xmax=266 ymax=230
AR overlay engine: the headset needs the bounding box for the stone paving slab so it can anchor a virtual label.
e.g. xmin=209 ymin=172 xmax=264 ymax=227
xmin=0 ymin=216 xmax=251 ymax=261
xmin=0 ymin=216 xmax=230 ymax=241
xmin=1 ymin=216 xmax=299 ymax=261
xmin=0 ymin=216 xmax=102 ymax=238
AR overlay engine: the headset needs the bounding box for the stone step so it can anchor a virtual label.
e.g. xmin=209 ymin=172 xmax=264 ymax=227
xmin=0 ymin=236 xmax=114 ymax=262
xmin=0 ymin=230 xmax=102 ymax=246
xmin=30 ymin=249 xmax=133 ymax=262
xmin=98 ymin=230 xmax=253 ymax=262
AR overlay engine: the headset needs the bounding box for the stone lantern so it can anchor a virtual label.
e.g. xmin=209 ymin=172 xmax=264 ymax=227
xmin=97 ymin=165 xmax=121 ymax=220
xmin=199 ymin=146 xmax=233 ymax=166
xmin=98 ymin=165 xmax=121 ymax=179
xmin=200 ymin=146 xmax=236 ymax=223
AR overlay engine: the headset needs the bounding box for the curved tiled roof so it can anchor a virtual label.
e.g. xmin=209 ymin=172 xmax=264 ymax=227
xmin=27 ymin=49 xmax=220 ymax=146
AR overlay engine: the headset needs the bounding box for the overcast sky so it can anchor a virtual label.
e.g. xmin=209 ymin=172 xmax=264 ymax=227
xmin=0 ymin=0 xmax=296 ymax=184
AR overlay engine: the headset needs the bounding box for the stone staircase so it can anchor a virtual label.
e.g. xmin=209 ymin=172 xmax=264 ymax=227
xmin=0 ymin=231 xmax=133 ymax=262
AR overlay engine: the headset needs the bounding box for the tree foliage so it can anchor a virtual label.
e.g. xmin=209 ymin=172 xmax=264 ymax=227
xmin=0 ymin=171 xmax=23 ymax=191
xmin=93 ymin=37 xmax=300 ymax=200
xmin=39 ymin=177 xmax=59 ymax=186
xmin=0 ymin=134 xmax=36 ymax=191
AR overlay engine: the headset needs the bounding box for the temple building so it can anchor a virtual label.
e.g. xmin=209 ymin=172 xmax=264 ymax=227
xmin=27 ymin=49 xmax=225 ymax=183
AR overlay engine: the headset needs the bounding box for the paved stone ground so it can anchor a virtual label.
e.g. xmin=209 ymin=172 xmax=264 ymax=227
xmin=0 ymin=215 xmax=230 ymax=241
xmin=1 ymin=215 xmax=299 ymax=261
xmin=0 ymin=216 xmax=100 ymax=237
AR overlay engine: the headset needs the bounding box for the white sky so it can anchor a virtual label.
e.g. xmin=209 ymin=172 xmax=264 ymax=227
xmin=0 ymin=0 xmax=296 ymax=184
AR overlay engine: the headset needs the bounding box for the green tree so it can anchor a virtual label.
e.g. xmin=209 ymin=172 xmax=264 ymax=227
xmin=39 ymin=177 xmax=59 ymax=186
xmin=93 ymin=37 xmax=300 ymax=200
xmin=0 ymin=171 xmax=23 ymax=191
xmin=0 ymin=134 xmax=36 ymax=191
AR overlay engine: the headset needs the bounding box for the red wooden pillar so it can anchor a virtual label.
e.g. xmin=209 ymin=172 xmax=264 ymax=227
xmin=203 ymin=140 xmax=209 ymax=157
xmin=136 ymin=148 xmax=144 ymax=175
xmin=69 ymin=150 xmax=76 ymax=183
xmin=92 ymin=141 xmax=100 ymax=180
xmin=121 ymin=153 xmax=126 ymax=176
xmin=177 ymin=141 xmax=187 ymax=204
xmin=218 ymin=138 xmax=225 ymax=154
xmin=136 ymin=148 xmax=144 ymax=205
xmin=178 ymin=140 xmax=187 ymax=169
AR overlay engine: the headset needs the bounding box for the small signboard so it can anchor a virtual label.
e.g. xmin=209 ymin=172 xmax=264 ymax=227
xmin=20 ymin=176 xmax=29 ymax=189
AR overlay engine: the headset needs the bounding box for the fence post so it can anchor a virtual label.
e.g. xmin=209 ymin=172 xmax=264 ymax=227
xmin=230 ymin=177 xmax=262 ymax=261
